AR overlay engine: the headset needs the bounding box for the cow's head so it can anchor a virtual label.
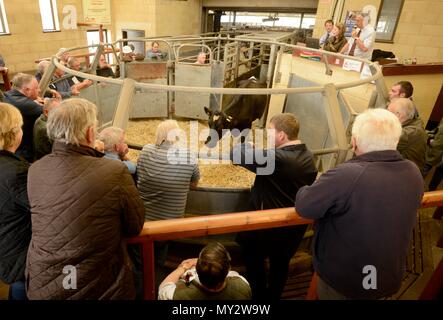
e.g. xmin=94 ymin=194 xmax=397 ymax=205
xmin=204 ymin=107 xmax=233 ymax=148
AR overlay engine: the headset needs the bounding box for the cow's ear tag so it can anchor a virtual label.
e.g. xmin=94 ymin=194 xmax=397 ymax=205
xmin=226 ymin=116 xmax=233 ymax=122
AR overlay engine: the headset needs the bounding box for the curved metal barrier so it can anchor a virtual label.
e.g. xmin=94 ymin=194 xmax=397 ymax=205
xmin=37 ymin=34 xmax=387 ymax=173
xmin=126 ymin=190 xmax=443 ymax=300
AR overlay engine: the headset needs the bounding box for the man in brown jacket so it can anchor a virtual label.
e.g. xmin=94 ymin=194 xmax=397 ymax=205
xmin=388 ymin=97 xmax=427 ymax=170
xmin=26 ymin=98 xmax=145 ymax=300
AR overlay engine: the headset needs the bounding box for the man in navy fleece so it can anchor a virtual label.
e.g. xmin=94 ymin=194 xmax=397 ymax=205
xmin=296 ymin=108 xmax=424 ymax=299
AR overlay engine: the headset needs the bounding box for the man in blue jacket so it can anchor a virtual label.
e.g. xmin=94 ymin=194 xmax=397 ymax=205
xmin=296 ymin=108 xmax=424 ymax=299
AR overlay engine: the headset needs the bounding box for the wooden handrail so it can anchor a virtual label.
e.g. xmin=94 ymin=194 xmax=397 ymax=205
xmin=419 ymin=190 xmax=443 ymax=208
xmin=126 ymin=208 xmax=313 ymax=243
xmin=126 ymin=190 xmax=443 ymax=300
xmin=128 ymin=190 xmax=443 ymax=242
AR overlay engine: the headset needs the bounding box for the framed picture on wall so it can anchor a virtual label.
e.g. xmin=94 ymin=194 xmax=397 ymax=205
xmin=344 ymin=10 xmax=361 ymax=37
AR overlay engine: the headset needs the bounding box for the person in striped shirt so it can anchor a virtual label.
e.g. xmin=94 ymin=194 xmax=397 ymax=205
xmin=137 ymin=120 xmax=200 ymax=288
xmin=137 ymin=119 xmax=199 ymax=221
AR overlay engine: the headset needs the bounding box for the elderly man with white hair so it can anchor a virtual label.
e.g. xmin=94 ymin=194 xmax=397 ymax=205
xmin=340 ymin=13 xmax=375 ymax=60
xmin=296 ymin=108 xmax=424 ymax=299
xmin=388 ymin=97 xmax=427 ymax=169
xmin=26 ymin=98 xmax=145 ymax=299
xmin=99 ymin=126 xmax=136 ymax=175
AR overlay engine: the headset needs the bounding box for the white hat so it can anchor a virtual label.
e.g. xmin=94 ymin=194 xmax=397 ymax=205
xmin=122 ymin=46 xmax=132 ymax=54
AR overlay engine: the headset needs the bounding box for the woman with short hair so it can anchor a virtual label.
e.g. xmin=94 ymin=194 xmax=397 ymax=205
xmin=0 ymin=102 xmax=31 ymax=300
xmin=323 ymin=23 xmax=347 ymax=53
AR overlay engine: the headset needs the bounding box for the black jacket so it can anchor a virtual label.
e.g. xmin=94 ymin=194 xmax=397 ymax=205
xmin=296 ymin=150 xmax=424 ymax=299
xmin=232 ymin=143 xmax=318 ymax=210
xmin=0 ymin=150 xmax=31 ymax=284
xmin=232 ymin=143 xmax=317 ymax=252
xmin=3 ymin=89 xmax=42 ymax=162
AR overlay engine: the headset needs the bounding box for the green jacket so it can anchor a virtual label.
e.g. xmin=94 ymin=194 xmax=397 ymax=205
xmin=397 ymin=117 xmax=427 ymax=170
xmin=173 ymin=276 xmax=252 ymax=300
xmin=323 ymin=36 xmax=347 ymax=53
xmin=33 ymin=114 xmax=52 ymax=161
xmin=425 ymin=118 xmax=443 ymax=165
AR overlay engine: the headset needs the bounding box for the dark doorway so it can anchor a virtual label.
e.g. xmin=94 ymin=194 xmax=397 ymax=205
xmin=122 ymin=29 xmax=146 ymax=55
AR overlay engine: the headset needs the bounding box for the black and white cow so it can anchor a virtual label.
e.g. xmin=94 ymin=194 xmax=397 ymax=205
xmin=204 ymin=77 xmax=267 ymax=147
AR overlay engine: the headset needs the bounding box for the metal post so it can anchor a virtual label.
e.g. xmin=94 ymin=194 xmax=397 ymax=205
xmin=323 ymin=83 xmax=349 ymax=166
xmin=113 ymin=78 xmax=136 ymax=130
xmin=38 ymin=59 xmax=57 ymax=96
xmin=266 ymin=44 xmax=277 ymax=87
xmin=322 ymin=54 xmax=333 ymax=76
xmin=369 ymin=64 xmax=389 ymax=108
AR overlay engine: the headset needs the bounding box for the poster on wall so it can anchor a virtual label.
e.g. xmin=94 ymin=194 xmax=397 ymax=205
xmin=82 ymin=0 xmax=111 ymax=25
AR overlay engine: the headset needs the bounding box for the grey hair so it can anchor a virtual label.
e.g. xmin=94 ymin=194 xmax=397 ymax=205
xmin=46 ymin=98 xmax=97 ymax=146
xmin=389 ymin=98 xmax=415 ymax=121
xmin=155 ymin=120 xmax=180 ymax=146
xmin=37 ymin=60 xmax=50 ymax=74
xmin=352 ymin=108 xmax=402 ymax=153
xmin=66 ymin=56 xmax=77 ymax=68
xmin=56 ymin=48 xmax=67 ymax=58
xmin=11 ymin=73 xmax=35 ymax=90
xmin=99 ymin=126 xmax=124 ymax=152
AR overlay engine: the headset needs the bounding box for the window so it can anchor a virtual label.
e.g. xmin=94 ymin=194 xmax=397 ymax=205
xmin=301 ymin=14 xmax=316 ymax=29
xmin=220 ymin=12 xmax=313 ymax=29
xmin=375 ymin=0 xmax=404 ymax=42
xmin=39 ymin=0 xmax=60 ymax=32
xmin=87 ymin=29 xmax=114 ymax=64
xmin=0 ymin=0 xmax=9 ymax=35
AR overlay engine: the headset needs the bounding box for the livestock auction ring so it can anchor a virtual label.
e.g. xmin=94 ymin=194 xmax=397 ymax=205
xmin=38 ymin=32 xmax=389 ymax=296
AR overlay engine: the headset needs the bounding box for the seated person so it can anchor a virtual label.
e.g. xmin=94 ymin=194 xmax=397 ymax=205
xmin=195 ymin=52 xmax=207 ymax=65
xmin=56 ymin=48 xmax=70 ymax=64
xmin=96 ymin=55 xmax=115 ymax=78
xmin=35 ymin=60 xmax=49 ymax=83
xmin=146 ymin=41 xmax=167 ymax=60
xmin=98 ymin=126 xmax=136 ymax=175
xmin=66 ymin=57 xmax=92 ymax=90
xmin=323 ymin=23 xmax=347 ymax=53
xmin=33 ymin=98 xmax=60 ymax=161
xmin=49 ymin=63 xmax=80 ymax=99
xmin=158 ymin=242 xmax=251 ymax=300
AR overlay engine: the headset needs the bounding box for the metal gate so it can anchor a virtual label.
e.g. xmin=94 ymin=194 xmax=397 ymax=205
xmin=125 ymin=61 xmax=168 ymax=118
